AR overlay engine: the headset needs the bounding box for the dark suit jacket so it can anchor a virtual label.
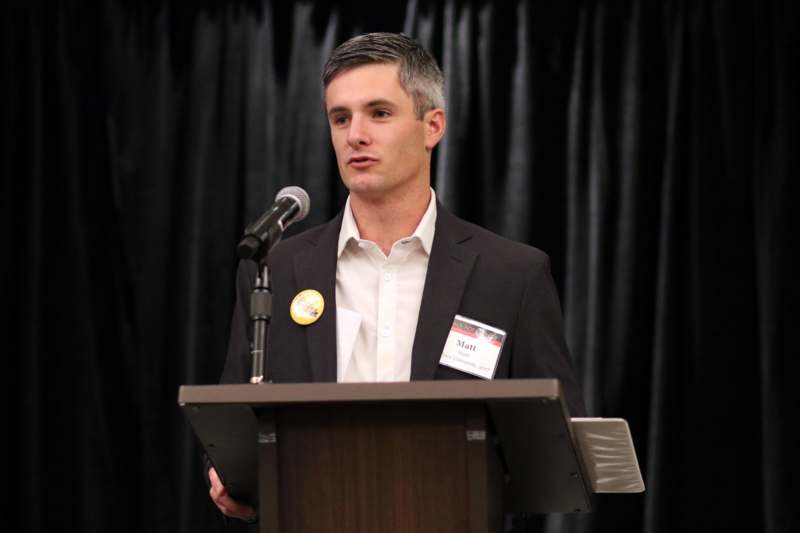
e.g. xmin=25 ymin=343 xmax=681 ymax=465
xmin=222 ymin=203 xmax=586 ymax=416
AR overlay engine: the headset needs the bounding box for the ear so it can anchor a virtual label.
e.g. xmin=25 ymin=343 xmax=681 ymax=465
xmin=423 ymin=109 xmax=446 ymax=150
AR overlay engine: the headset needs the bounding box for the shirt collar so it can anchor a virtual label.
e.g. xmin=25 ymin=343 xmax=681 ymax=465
xmin=337 ymin=189 xmax=438 ymax=258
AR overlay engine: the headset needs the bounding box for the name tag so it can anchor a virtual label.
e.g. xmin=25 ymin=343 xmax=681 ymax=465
xmin=439 ymin=315 xmax=506 ymax=379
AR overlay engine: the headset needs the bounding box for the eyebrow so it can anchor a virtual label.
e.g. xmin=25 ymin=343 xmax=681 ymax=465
xmin=364 ymin=99 xmax=397 ymax=109
xmin=327 ymin=99 xmax=398 ymax=117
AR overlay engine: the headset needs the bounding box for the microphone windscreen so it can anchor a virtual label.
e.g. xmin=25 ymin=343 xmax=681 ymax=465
xmin=275 ymin=186 xmax=310 ymax=223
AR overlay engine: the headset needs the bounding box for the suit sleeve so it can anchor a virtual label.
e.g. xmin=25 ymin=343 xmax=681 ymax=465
xmin=221 ymin=259 xmax=259 ymax=384
xmin=204 ymin=259 xmax=261 ymax=528
xmin=511 ymin=254 xmax=587 ymax=417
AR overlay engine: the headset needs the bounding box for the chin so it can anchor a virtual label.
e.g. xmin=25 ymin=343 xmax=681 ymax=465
xmin=343 ymin=175 xmax=387 ymax=195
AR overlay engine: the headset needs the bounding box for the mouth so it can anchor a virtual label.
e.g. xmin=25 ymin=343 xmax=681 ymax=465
xmin=347 ymin=155 xmax=378 ymax=169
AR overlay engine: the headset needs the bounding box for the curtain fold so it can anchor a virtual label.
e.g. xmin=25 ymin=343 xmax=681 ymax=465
xmin=6 ymin=1 xmax=797 ymax=532
xmin=753 ymin=3 xmax=800 ymax=532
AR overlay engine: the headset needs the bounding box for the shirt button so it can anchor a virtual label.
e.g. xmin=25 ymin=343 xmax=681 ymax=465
xmin=382 ymin=327 xmax=391 ymax=337
xmin=383 ymin=272 xmax=393 ymax=282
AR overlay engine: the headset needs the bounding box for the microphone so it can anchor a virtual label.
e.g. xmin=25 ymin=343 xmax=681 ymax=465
xmin=237 ymin=186 xmax=310 ymax=261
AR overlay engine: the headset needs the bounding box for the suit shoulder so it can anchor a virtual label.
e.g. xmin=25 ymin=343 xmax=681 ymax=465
xmin=268 ymin=221 xmax=331 ymax=260
xmin=448 ymin=214 xmax=550 ymax=270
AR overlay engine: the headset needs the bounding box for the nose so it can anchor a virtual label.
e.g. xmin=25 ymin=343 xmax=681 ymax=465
xmin=346 ymin=114 xmax=371 ymax=148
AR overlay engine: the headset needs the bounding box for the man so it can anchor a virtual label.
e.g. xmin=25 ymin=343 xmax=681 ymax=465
xmin=209 ymin=32 xmax=585 ymax=523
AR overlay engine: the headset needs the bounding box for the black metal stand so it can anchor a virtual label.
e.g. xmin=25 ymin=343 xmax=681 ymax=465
xmin=237 ymin=186 xmax=309 ymax=383
xmin=249 ymin=262 xmax=271 ymax=384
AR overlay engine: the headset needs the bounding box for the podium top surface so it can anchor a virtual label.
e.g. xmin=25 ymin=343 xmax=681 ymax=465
xmin=178 ymin=378 xmax=563 ymax=406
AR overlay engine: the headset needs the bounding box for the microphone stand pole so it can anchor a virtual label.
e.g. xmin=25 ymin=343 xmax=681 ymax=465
xmin=249 ymin=261 xmax=271 ymax=384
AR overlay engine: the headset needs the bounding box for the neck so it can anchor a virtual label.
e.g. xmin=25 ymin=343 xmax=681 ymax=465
xmin=349 ymin=186 xmax=431 ymax=256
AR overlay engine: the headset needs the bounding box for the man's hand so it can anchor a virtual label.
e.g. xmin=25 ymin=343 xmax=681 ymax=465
xmin=208 ymin=467 xmax=258 ymax=522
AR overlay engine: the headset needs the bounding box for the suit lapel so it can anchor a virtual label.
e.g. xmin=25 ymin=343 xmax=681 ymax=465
xmin=293 ymin=214 xmax=342 ymax=382
xmin=410 ymin=206 xmax=477 ymax=380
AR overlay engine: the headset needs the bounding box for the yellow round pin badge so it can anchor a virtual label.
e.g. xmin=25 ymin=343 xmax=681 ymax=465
xmin=290 ymin=289 xmax=325 ymax=325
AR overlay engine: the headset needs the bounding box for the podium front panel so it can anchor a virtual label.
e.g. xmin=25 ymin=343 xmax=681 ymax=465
xmin=180 ymin=379 xmax=592 ymax=530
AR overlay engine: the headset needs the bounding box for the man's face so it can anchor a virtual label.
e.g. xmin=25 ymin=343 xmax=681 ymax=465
xmin=324 ymin=63 xmax=444 ymax=200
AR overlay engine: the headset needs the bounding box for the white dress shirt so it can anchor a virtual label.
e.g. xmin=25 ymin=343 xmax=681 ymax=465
xmin=335 ymin=190 xmax=437 ymax=382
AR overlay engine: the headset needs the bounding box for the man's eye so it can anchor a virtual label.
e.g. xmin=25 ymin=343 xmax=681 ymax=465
xmin=373 ymin=110 xmax=391 ymax=119
xmin=332 ymin=116 xmax=348 ymax=126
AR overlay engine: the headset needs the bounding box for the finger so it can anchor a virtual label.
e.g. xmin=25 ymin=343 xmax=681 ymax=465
xmin=208 ymin=467 xmax=222 ymax=490
xmin=208 ymin=469 xmax=231 ymax=512
xmin=208 ymin=468 xmax=229 ymax=501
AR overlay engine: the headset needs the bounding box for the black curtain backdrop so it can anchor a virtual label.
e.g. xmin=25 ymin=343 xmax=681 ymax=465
xmin=4 ymin=1 xmax=798 ymax=532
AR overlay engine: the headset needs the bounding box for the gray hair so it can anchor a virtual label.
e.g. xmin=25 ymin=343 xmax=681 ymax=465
xmin=322 ymin=32 xmax=445 ymax=119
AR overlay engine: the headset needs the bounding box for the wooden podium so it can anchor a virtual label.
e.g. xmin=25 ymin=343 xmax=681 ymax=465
xmin=179 ymin=379 xmax=592 ymax=533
